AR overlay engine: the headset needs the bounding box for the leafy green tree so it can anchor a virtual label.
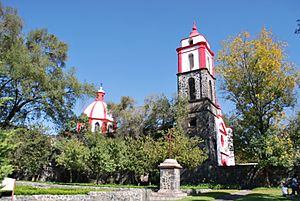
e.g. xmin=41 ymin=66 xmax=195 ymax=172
xmin=108 ymin=96 xmax=144 ymax=138
xmin=84 ymin=133 xmax=126 ymax=184
xmin=217 ymin=28 xmax=298 ymax=165
xmin=55 ymin=137 xmax=89 ymax=183
xmin=0 ymin=129 xmax=14 ymax=181
xmin=143 ymin=94 xmax=174 ymax=138
xmin=9 ymin=127 xmax=52 ymax=181
xmin=285 ymin=112 xmax=300 ymax=165
xmin=0 ymin=3 xmax=94 ymax=128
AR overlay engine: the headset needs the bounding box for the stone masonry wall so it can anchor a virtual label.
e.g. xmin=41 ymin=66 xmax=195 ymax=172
xmin=0 ymin=189 xmax=151 ymax=201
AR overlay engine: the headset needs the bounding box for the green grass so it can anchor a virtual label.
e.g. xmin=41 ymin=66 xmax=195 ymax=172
xmin=176 ymin=187 xmax=300 ymax=201
xmin=174 ymin=190 xmax=238 ymax=201
xmin=236 ymin=187 xmax=299 ymax=201
xmin=10 ymin=185 xmax=109 ymax=195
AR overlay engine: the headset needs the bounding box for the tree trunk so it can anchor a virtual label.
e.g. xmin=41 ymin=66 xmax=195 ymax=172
xmin=70 ymin=170 xmax=73 ymax=183
xmin=265 ymin=168 xmax=270 ymax=187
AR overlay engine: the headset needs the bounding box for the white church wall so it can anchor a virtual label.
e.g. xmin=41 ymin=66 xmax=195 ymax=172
xmin=181 ymin=48 xmax=199 ymax=73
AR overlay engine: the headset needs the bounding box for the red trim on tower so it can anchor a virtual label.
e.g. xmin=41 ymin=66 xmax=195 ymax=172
xmin=176 ymin=41 xmax=214 ymax=56
xmin=198 ymin=48 xmax=201 ymax=70
xmin=90 ymin=118 xmax=114 ymax=122
xmin=178 ymin=50 xmax=182 ymax=73
xmin=212 ymin=57 xmax=215 ymax=76
xmin=200 ymin=44 xmax=206 ymax=68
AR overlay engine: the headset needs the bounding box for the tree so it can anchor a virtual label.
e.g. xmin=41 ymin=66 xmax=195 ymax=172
xmin=285 ymin=112 xmax=300 ymax=166
xmin=55 ymin=137 xmax=89 ymax=182
xmin=108 ymin=96 xmax=144 ymax=138
xmin=0 ymin=129 xmax=14 ymax=181
xmin=0 ymin=3 xmax=94 ymax=128
xmin=9 ymin=127 xmax=52 ymax=181
xmin=143 ymin=94 xmax=174 ymax=138
xmin=84 ymin=132 xmax=127 ymax=184
xmin=217 ymin=28 xmax=298 ymax=165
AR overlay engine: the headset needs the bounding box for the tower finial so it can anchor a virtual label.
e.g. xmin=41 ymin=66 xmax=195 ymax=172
xmin=189 ymin=21 xmax=200 ymax=37
xmin=193 ymin=21 xmax=197 ymax=30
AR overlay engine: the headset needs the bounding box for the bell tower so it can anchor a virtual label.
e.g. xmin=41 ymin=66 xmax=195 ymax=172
xmin=177 ymin=22 xmax=235 ymax=167
xmin=177 ymin=22 xmax=218 ymax=164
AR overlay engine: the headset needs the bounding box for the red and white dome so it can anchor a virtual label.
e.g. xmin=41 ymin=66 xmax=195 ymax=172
xmin=83 ymin=87 xmax=115 ymax=133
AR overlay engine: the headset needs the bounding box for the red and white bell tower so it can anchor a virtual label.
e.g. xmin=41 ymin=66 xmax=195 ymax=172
xmin=177 ymin=22 xmax=214 ymax=78
xmin=176 ymin=22 xmax=234 ymax=166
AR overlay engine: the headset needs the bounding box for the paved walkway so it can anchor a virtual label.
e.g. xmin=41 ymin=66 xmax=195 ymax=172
xmin=214 ymin=190 xmax=251 ymax=201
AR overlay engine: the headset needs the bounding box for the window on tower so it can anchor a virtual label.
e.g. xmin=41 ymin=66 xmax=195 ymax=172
xmin=189 ymin=39 xmax=193 ymax=45
xmin=188 ymin=53 xmax=194 ymax=70
xmin=209 ymin=80 xmax=213 ymax=102
xmin=188 ymin=77 xmax=196 ymax=100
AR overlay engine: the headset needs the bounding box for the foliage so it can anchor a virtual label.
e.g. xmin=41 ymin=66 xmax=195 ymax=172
xmin=143 ymin=94 xmax=174 ymax=138
xmin=9 ymin=127 xmax=52 ymax=181
xmin=0 ymin=3 xmax=95 ymax=128
xmin=167 ymin=126 xmax=207 ymax=169
xmin=285 ymin=112 xmax=300 ymax=166
xmin=108 ymin=96 xmax=144 ymax=138
xmin=0 ymin=129 xmax=14 ymax=181
xmin=55 ymin=137 xmax=89 ymax=182
xmin=13 ymin=185 xmax=108 ymax=195
xmin=217 ymin=28 xmax=298 ymax=165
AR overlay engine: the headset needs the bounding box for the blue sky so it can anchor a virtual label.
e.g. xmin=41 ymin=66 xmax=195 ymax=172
xmin=2 ymin=0 xmax=300 ymax=116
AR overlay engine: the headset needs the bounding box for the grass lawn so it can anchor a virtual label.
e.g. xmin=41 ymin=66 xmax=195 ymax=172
xmin=236 ymin=188 xmax=299 ymax=201
xmin=174 ymin=190 xmax=238 ymax=201
xmin=176 ymin=188 xmax=299 ymax=201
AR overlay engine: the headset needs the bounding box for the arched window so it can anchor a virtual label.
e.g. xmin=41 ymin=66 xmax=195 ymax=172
xmin=188 ymin=78 xmax=196 ymax=100
xmin=188 ymin=53 xmax=194 ymax=70
xmin=94 ymin=122 xmax=100 ymax=132
xmin=189 ymin=39 xmax=193 ymax=45
xmin=209 ymin=80 xmax=213 ymax=101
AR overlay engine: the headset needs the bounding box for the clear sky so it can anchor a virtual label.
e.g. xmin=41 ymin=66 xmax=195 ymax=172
xmin=2 ymin=0 xmax=300 ymax=116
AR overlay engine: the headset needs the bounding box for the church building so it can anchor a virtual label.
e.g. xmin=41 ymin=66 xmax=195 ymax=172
xmin=82 ymin=86 xmax=116 ymax=134
xmin=176 ymin=23 xmax=235 ymax=166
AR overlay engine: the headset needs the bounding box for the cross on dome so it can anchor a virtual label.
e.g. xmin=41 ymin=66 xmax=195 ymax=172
xmin=189 ymin=21 xmax=200 ymax=38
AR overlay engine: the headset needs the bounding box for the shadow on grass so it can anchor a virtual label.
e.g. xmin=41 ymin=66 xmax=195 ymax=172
xmin=236 ymin=193 xmax=298 ymax=201
xmin=177 ymin=191 xmax=233 ymax=201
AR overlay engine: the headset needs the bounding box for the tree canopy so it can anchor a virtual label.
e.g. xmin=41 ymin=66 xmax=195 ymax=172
xmin=217 ymin=28 xmax=299 ymax=165
xmin=0 ymin=3 xmax=94 ymax=128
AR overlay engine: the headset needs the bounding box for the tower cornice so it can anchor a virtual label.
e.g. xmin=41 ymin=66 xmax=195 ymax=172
xmin=176 ymin=41 xmax=214 ymax=56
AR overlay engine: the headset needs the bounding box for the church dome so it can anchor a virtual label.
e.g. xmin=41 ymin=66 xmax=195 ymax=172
xmin=83 ymin=100 xmax=113 ymax=121
xmin=82 ymin=87 xmax=115 ymax=133
xmin=83 ymin=87 xmax=113 ymax=121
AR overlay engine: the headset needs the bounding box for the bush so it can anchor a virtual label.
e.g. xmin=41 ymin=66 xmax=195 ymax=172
xmin=14 ymin=186 xmax=108 ymax=195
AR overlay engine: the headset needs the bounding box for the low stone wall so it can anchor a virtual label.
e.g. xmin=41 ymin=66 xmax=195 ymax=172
xmin=182 ymin=164 xmax=300 ymax=188
xmin=0 ymin=181 xmax=212 ymax=201
xmin=0 ymin=189 xmax=151 ymax=201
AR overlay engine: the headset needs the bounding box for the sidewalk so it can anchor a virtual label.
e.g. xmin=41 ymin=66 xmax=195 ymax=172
xmin=214 ymin=190 xmax=251 ymax=201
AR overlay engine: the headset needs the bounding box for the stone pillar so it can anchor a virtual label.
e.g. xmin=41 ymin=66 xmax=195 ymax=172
xmin=151 ymin=159 xmax=187 ymax=200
